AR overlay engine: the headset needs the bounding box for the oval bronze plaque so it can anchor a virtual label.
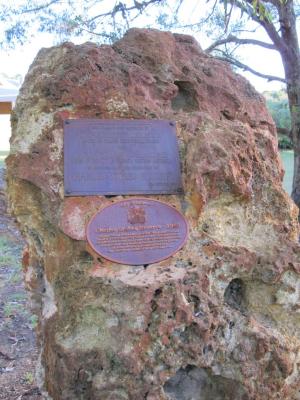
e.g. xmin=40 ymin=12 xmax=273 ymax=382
xmin=86 ymin=198 xmax=188 ymax=265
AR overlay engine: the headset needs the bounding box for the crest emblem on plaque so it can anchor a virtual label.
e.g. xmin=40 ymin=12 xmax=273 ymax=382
xmin=86 ymin=198 xmax=188 ymax=265
xmin=127 ymin=206 xmax=146 ymax=225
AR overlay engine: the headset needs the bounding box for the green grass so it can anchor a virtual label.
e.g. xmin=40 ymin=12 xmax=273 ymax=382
xmin=0 ymin=236 xmax=21 ymax=276
xmin=0 ymin=150 xmax=8 ymax=167
xmin=23 ymin=371 xmax=35 ymax=385
xmin=0 ymin=237 xmax=10 ymax=246
xmin=4 ymin=301 xmax=24 ymax=317
xmin=0 ymin=238 xmax=18 ymax=261
xmin=0 ymin=254 xmax=15 ymax=264
xmin=8 ymin=292 xmax=27 ymax=302
xmin=280 ymin=150 xmax=293 ymax=195
xmin=9 ymin=270 xmax=22 ymax=284
xmin=29 ymin=314 xmax=38 ymax=329
xmin=0 ymin=236 xmax=21 ymax=253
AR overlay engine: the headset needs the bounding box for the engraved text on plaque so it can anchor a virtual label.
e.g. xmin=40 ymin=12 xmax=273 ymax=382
xmin=86 ymin=198 xmax=188 ymax=265
xmin=64 ymin=119 xmax=182 ymax=196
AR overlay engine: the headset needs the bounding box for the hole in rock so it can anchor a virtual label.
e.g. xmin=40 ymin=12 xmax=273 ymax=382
xmin=75 ymin=370 xmax=92 ymax=396
xmin=202 ymin=344 xmax=213 ymax=355
xmin=188 ymin=294 xmax=201 ymax=315
xmin=171 ymin=81 xmax=199 ymax=112
xmin=221 ymin=109 xmax=234 ymax=121
xmin=29 ymin=230 xmax=43 ymax=252
xmin=224 ymin=278 xmax=247 ymax=313
xmin=95 ymin=63 xmax=103 ymax=71
xmin=179 ymin=322 xmax=199 ymax=343
xmin=105 ymin=195 xmax=117 ymax=198
xmin=163 ymin=365 xmax=249 ymax=400
xmin=79 ymin=251 xmax=94 ymax=263
xmin=150 ymin=288 xmax=165 ymax=313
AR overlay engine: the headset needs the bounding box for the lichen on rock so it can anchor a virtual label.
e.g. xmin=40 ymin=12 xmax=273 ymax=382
xmin=6 ymin=28 xmax=300 ymax=399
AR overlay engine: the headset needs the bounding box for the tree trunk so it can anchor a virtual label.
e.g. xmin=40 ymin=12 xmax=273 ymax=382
xmin=277 ymin=0 xmax=300 ymax=209
xmin=288 ymin=81 xmax=300 ymax=207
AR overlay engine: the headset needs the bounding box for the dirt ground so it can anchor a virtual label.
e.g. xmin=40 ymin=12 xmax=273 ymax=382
xmin=0 ymin=166 xmax=42 ymax=400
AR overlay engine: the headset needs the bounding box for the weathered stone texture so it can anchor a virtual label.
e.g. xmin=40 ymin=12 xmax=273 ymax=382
xmin=6 ymin=29 xmax=300 ymax=399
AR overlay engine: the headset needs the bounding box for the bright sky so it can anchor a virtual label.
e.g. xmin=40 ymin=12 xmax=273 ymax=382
xmin=0 ymin=0 xmax=288 ymax=151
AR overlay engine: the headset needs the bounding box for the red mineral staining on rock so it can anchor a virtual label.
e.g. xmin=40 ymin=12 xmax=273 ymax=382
xmin=6 ymin=28 xmax=300 ymax=400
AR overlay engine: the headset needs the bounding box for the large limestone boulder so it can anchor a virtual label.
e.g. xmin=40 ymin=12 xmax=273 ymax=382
xmin=6 ymin=29 xmax=300 ymax=399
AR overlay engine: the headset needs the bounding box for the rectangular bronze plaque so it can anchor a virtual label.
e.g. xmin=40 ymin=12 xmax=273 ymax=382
xmin=64 ymin=119 xmax=183 ymax=196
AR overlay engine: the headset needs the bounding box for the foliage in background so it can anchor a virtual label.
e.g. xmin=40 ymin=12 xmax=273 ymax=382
xmin=0 ymin=151 xmax=9 ymax=167
xmin=264 ymin=90 xmax=291 ymax=131
xmin=277 ymin=134 xmax=293 ymax=149
xmin=0 ymin=0 xmax=166 ymax=47
xmin=264 ymin=89 xmax=293 ymax=149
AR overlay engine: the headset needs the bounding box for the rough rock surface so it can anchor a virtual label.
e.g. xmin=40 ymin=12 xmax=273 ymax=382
xmin=6 ymin=29 xmax=300 ymax=399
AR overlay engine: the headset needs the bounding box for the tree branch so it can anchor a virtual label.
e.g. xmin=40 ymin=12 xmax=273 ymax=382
xmin=88 ymin=0 xmax=163 ymax=24
xmin=261 ymin=0 xmax=281 ymax=8
xmin=19 ymin=0 xmax=61 ymax=14
xmin=175 ymin=0 xmax=184 ymax=14
xmin=233 ymin=0 xmax=284 ymax=50
xmin=205 ymin=34 xmax=276 ymax=53
xmin=79 ymin=27 xmax=119 ymax=39
xmin=215 ymin=52 xmax=286 ymax=83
